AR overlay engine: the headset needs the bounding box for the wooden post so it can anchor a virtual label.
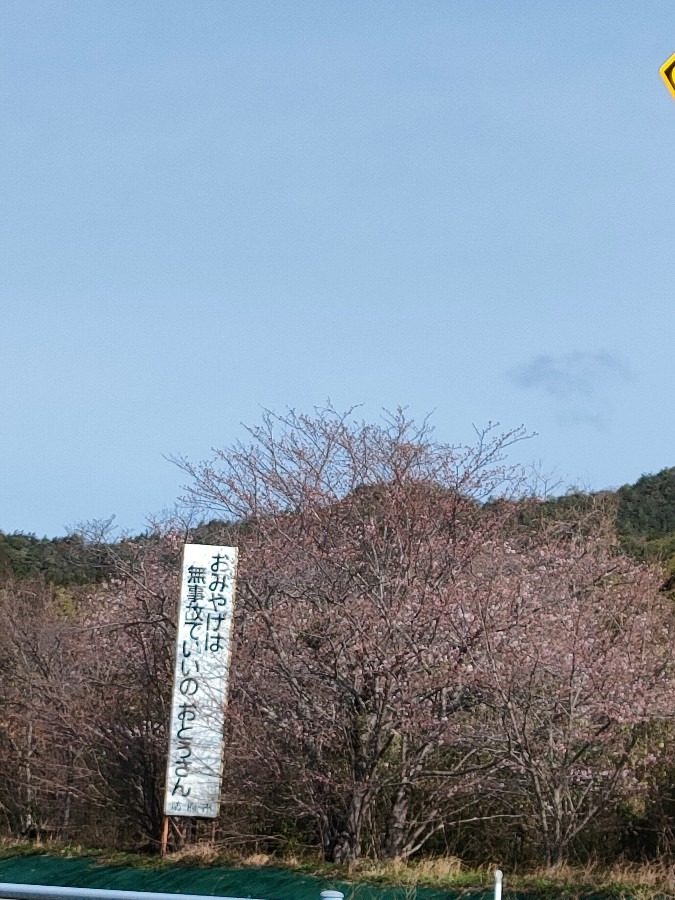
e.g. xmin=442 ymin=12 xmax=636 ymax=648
xmin=160 ymin=815 xmax=169 ymax=858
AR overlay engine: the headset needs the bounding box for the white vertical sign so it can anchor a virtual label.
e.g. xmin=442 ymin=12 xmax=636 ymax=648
xmin=164 ymin=544 xmax=238 ymax=818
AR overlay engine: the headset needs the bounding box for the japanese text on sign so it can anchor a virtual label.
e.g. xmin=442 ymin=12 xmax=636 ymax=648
xmin=164 ymin=544 xmax=238 ymax=818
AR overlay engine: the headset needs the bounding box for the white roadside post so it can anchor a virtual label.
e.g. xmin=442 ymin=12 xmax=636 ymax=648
xmin=494 ymin=869 xmax=503 ymax=900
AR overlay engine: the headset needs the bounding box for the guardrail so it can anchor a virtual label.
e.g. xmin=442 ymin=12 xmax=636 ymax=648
xmin=0 ymin=873 xmax=504 ymax=900
xmin=0 ymin=889 xmax=345 ymax=900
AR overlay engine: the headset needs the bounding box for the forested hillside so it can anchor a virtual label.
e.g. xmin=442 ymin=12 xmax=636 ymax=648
xmin=532 ymin=467 xmax=675 ymax=583
xmin=2 ymin=419 xmax=675 ymax=868
xmin=5 ymin=467 xmax=675 ymax=583
xmin=0 ymin=531 xmax=110 ymax=585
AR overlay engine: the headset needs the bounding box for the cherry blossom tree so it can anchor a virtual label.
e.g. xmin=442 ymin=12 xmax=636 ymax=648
xmin=72 ymin=531 xmax=184 ymax=845
xmin=0 ymin=533 xmax=183 ymax=846
xmin=176 ymin=406 xmax=530 ymax=861
xmin=177 ymin=409 xmax=675 ymax=864
xmin=465 ymin=502 xmax=675 ymax=864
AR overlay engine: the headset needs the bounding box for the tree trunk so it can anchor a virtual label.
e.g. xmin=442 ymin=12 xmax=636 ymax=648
xmin=383 ymin=781 xmax=411 ymax=859
xmin=329 ymin=783 xmax=369 ymax=863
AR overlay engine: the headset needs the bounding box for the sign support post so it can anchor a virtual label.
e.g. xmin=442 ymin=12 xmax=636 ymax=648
xmin=159 ymin=816 xmax=169 ymax=858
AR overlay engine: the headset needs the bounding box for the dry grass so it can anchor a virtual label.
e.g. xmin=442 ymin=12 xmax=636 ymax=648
xmin=289 ymin=854 xmax=675 ymax=896
xmin=241 ymin=853 xmax=272 ymax=867
xmin=164 ymin=846 xmax=276 ymax=868
xmin=352 ymin=856 xmax=464 ymax=878
xmin=496 ymin=859 xmax=675 ymax=898
xmin=166 ymin=844 xmax=221 ymax=865
xmin=414 ymin=856 xmax=464 ymax=877
xmin=605 ymin=858 xmax=675 ymax=888
xmin=345 ymin=855 xmax=473 ymax=887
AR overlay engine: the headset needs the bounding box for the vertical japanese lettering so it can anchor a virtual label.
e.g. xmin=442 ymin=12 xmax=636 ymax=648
xmin=164 ymin=544 xmax=238 ymax=818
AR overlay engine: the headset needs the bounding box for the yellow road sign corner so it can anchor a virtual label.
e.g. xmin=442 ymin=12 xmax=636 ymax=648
xmin=660 ymin=51 xmax=675 ymax=99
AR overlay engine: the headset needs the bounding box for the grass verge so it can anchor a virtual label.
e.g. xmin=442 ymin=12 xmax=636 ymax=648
xmin=1 ymin=842 xmax=675 ymax=898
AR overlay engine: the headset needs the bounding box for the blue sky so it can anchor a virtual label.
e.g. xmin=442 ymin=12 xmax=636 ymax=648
xmin=3 ymin=1 xmax=675 ymax=537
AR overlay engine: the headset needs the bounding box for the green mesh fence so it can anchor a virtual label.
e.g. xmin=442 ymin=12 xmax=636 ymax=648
xmin=0 ymin=858 xmax=497 ymax=900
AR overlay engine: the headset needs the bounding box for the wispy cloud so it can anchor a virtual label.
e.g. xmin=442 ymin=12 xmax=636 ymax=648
xmin=509 ymin=351 xmax=633 ymax=398
xmin=508 ymin=351 xmax=634 ymax=429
